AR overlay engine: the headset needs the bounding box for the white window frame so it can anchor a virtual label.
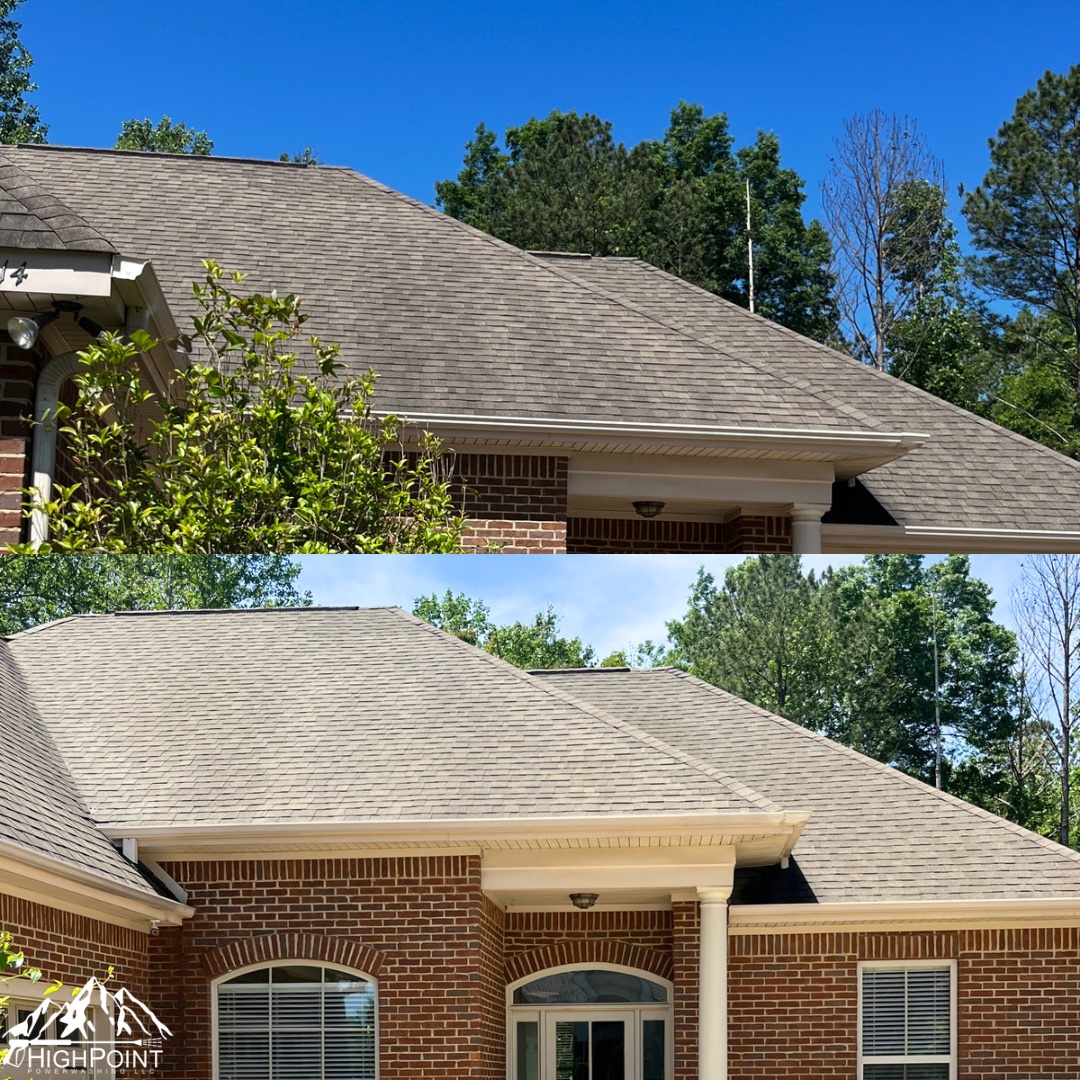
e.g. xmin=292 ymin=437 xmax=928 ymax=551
xmin=857 ymin=958 xmax=957 ymax=1080
xmin=505 ymin=962 xmax=673 ymax=1080
xmin=210 ymin=958 xmax=379 ymax=1080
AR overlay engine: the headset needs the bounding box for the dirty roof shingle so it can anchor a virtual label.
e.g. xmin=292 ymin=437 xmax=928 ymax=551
xmin=542 ymin=666 xmax=1080 ymax=903
xmin=4 ymin=608 xmax=773 ymax=830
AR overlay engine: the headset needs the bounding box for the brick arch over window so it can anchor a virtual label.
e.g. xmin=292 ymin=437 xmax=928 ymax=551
xmin=505 ymin=940 xmax=673 ymax=985
xmin=200 ymin=933 xmax=384 ymax=979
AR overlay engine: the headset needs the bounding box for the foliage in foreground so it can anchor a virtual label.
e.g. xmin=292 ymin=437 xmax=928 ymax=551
xmin=22 ymin=263 xmax=464 ymax=553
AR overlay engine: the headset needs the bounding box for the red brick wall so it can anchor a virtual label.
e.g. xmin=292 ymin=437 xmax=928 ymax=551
xmin=672 ymin=902 xmax=699 ymax=1080
xmin=454 ymin=454 xmax=567 ymax=520
xmin=503 ymin=910 xmax=674 ymax=981
xmin=463 ymin=519 xmax=567 ymax=552
xmin=0 ymin=893 xmax=150 ymax=998
xmin=566 ymin=515 xmax=794 ymax=553
xmin=477 ymin=895 xmax=506 ymax=1080
xmin=0 ymin=338 xmax=44 ymax=547
xmin=152 ymin=856 xmax=491 ymax=1080
xmin=728 ymin=927 xmax=1080 ymax=1080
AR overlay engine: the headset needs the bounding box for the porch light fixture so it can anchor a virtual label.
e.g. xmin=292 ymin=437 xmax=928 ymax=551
xmin=632 ymin=501 xmax=665 ymax=519
xmin=7 ymin=300 xmax=103 ymax=350
xmin=7 ymin=308 xmax=59 ymax=350
xmin=569 ymin=893 xmax=599 ymax=910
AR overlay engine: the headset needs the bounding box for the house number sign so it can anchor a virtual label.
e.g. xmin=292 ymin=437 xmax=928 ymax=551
xmin=0 ymin=259 xmax=29 ymax=286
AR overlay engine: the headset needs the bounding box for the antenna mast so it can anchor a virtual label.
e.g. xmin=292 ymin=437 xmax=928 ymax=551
xmin=746 ymin=178 xmax=755 ymax=314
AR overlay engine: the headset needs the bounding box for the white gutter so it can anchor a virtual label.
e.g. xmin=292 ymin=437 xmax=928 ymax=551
xmin=824 ymin=523 xmax=1080 ymax=554
xmin=0 ymin=836 xmax=193 ymax=927
xmin=385 ymin=410 xmax=929 ymax=456
xmin=102 ymin=811 xmax=811 ymax=848
xmin=728 ymin=896 xmax=1080 ymax=932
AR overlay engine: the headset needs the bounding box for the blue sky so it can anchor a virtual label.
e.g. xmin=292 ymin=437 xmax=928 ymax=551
xmin=25 ymin=0 xmax=1080 ymax=222
xmin=295 ymin=555 xmax=1027 ymax=660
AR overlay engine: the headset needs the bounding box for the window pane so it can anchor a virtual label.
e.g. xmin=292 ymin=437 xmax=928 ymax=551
xmin=218 ymin=967 xmax=376 ymax=1080
xmin=592 ymin=1020 xmax=625 ymax=1080
xmin=906 ymin=969 xmax=951 ymax=1056
xmin=514 ymin=970 xmax=668 ymax=1004
xmin=643 ymin=1018 xmax=665 ymax=1080
xmin=554 ymin=1021 xmax=589 ymax=1080
xmin=516 ymin=1020 xmax=539 ymax=1080
xmin=862 ymin=969 xmax=906 ymax=1055
xmin=864 ymin=1066 xmax=950 ymax=1080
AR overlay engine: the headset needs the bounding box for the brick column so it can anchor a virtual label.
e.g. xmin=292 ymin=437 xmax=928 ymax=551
xmin=0 ymin=436 xmax=27 ymax=546
xmin=672 ymin=900 xmax=700 ymax=1080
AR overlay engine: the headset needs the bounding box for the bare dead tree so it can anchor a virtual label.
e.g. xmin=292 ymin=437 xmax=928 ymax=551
xmin=821 ymin=110 xmax=946 ymax=369
xmin=1014 ymin=555 xmax=1080 ymax=846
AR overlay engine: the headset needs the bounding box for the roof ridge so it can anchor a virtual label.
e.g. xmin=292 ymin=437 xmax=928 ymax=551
xmin=9 ymin=143 xmax=324 ymax=169
xmin=650 ymin=667 xmax=1080 ymax=870
xmin=619 ymin=258 xmax=1080 ymax=477
xmin=388 ymin=608 xmax=786 ymax=815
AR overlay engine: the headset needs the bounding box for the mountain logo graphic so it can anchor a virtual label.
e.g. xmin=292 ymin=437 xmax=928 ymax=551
xmin=5 ymin=977 xmax=172 ymax=1045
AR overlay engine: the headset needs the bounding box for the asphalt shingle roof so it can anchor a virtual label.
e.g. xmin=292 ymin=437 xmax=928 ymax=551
xmin=3 ymin=145 xmax=1080 ymax=534
xmin=541 ymin=666 xmax=1080 ymax=903
xmin=3 ymin=608 xmax=774 ymax=830
xmin=0 ymin=155 xmax=114 ymax=252
xmin=0 ymin=639 xmax=151 ymax=893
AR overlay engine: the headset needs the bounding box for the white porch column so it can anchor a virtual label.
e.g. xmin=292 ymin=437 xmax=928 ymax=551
xmin=788 ymin=503 xmax=828 ymax=554
xmin=698 ymin=889 xmax=729 ymax=1080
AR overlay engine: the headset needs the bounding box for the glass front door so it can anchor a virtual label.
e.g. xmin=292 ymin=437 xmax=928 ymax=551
xmin=513 ymin=1010 xmax=668 ymax=1080
xmin=549 ymin=1012 xmax=629 ymax=1080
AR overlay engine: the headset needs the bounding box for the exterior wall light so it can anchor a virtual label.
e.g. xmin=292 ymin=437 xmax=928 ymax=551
xmin=7 ymin=309 xmax=59 ymax=350
xmin=6 ymin=300 xmax=103 ymax=351
xmin=632 ymin=501 xmax=665 ymax=519
xmin=569 ymin=893 xmax=599 ymax=909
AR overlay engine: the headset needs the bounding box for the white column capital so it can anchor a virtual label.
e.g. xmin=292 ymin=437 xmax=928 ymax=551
xmin=786 ymin=502 xmax=829 ymax=555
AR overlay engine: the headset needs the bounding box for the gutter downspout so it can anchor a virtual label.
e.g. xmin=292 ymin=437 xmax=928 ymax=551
xmin=30 ymin=350 xmax=82 ymax=548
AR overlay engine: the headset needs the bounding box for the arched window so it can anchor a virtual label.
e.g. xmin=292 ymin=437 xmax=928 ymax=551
xmin=214 ymin=962 xmax=376 ymax=1080
xmin=507 ymin=964 xmax=672 ymax=1080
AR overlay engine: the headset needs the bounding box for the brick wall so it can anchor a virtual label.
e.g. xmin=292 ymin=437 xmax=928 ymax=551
xmin=728 ymin=927 xmax=1080 ymax=1080
xmin=566 ymin=515 xmax=794 ymax=554
xmin=152 ymin=856 xmax=492 ymax=1080
xmin=454 ymin=454 xmax=568 ymax=521
xmin=0 ymin=337 xmax=43 ymax=547
xmin=0 ymin=893 xmax=150 ymax=999
xmin=503 ymin=910 xmax=673 ymax=981
xmin=672 ymin=902 xmax=699 ymax=1080
xmin=463 ymin=519 xmax=567 ymax=552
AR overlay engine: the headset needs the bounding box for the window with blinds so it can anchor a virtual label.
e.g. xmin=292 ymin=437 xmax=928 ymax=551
xmin=860 ymin=965 xmax=954 ymax=1080
xmin=217 ymin=964 xmax=376 ymax=1080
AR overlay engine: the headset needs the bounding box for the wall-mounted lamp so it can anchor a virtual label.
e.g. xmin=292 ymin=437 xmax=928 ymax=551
xmin=569 ymin=892 xmax=599 ymax=910
xmin=632 ymin=501 xmax=665 ymax=519
xmin=7 ymin=300 xmax=103 ymax=351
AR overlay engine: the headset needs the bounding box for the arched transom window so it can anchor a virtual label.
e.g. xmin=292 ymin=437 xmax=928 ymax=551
xmin=215 ymin=962 xmax=376 ymax=1080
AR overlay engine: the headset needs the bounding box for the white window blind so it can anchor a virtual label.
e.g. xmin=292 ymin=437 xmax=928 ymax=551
xmin=861 ymin=965 xmax=953 ymax=1080
xmin=217 ymin=965 xmax=376 ymax=1080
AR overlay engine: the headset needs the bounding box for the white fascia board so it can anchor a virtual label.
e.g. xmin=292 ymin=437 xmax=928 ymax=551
xmin=101 ymin=811 xmax=811 ymax=851
xmin=824 ymin=523 xmax=1080 ymax=554
xmin=728 ymin=896 xmax=1080 ymax=933
xmin=0 ymin=838 xmax=193 ymax=930
xmin=0 ymin=248 xmax=114 ymax=297
xmin=386 ymin=411 xmax=929 ymax=460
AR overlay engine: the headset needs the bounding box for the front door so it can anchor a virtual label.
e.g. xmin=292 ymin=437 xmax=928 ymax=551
xmin=547 ymin=1010 xmax=632 ymax=1080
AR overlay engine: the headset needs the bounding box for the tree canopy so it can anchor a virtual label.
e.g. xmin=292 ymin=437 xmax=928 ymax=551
xmin=114 ymin=116 xmax=213 ymax=155
xmin=0 ymin=554 xmax=308 ymax=635
xmin=0 ymin=0 xmax=45 ymax=144
xmin=436 ymin=103 xmax=836 ymax=341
